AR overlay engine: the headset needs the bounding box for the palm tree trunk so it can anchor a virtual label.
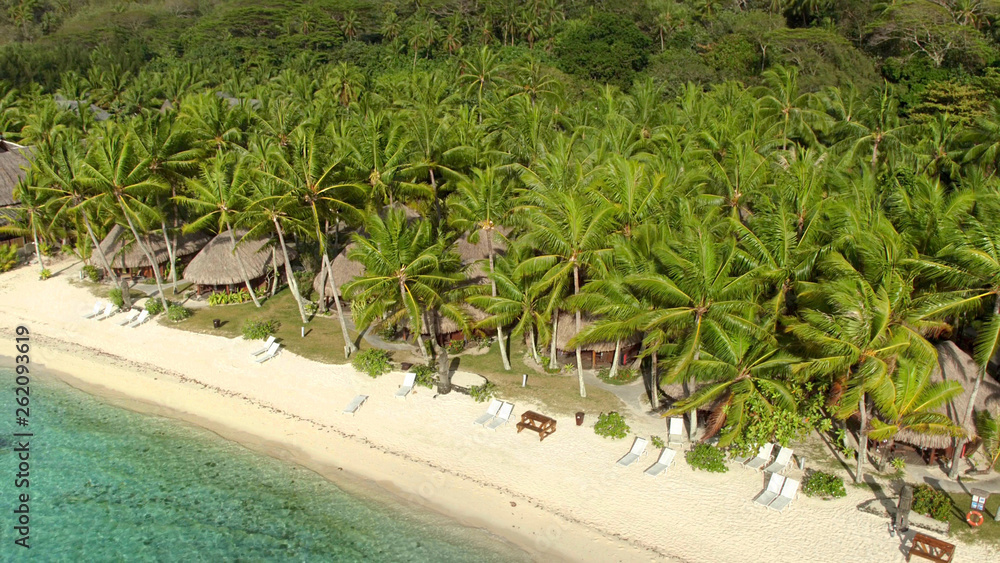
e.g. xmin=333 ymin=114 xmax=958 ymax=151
xmin=317 ymin=221 xmax=329 ymax=314
xmin=688 ymin=347 xmax=699 ymax=440
xmin=273 ymin=218 xmax=308 ymax=324
xmin=83 ymin=215 xmax=119 ymax=286
xmin=323 ymin=251 xmax=356 ymax=358
xmin=574 ymin=265 xmax=586 ymax=398
xmin=119 ymin=204 xmax=169 ymax=311
xmin=226 ymin=224 xmax=261 ymax=308
xmin=270 ymin=247 xmax=279 ymax=296
xmin=651 ymin=349 xmax=660 ymax=410
xmin=31 ymin=220 xmax=44 ymax=273
xmin=160 ymin=220 xmax=178 ymax=286
xmin=528 ymin=324 xmax=541 ymax=364
xmin=609 ymin=339 xmax=621 ymax=379
xmin=487 ymin=231 xmax=511 ymax=370
xmin=549 ymin=311 xmax=559 ymax=369
xmin=402 ymin=279 xmax=428 ymax=358
xmin=856 ymin=392 xmax=868 ymax=483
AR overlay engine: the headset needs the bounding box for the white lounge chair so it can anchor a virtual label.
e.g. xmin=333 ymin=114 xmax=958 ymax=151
xmin=474 ymin=399 xmax=503 ymax=426
xmin=743 ymin=442 xmax=775 ymax=471
xmin=767 ymin=478 xmax=800 ymax=513
xmin=644 ymin=448 xmax=677 ymax=476
xmin=617 ymin=437 xmax=649 ymax=467
xmin=254 ymin=342 xmax=280 ymax=363
xmin=486 ymin=402 xmax=514 ymax=430
xmin=394 ymin=372 xmax=417 ymax=398
xmin=82 ymin=301 xmax=104 ymax=319
xmin=116 ymin=309 xmax=139 ymax=326
xmin=667 ymin=417 xmax=685 ymax=448
xmin=753 ymin=473 xmax=786 ymax=508
xmin=128 ymin=310 xmax=151 ymax=328
xmin=94 ymin=303 xmax=117 ymax=320
xmin=764 ymin=446 xmax=794 ymax=474
xmin=342 ymin=395 xmax=368 ymax=415
xmin=250 ymin=336 xmax=277 ymax=357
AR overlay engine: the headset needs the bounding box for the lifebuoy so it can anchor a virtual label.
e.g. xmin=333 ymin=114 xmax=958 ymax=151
xmin=967 ymin=510 xmax=984 ymax=527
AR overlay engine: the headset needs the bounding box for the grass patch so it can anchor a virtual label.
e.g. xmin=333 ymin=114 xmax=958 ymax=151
xmin=947 ymin=492 xmax=1000 ymax=546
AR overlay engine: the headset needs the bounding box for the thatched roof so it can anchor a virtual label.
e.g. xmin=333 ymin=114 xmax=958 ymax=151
xmin=98 ymin=225 xmax=211 ymax=269
xmin=314 ymin=243 xmax=364 ymax=297
xmin=555 ymin=312 xmax=642 ymax=353
xmin=456 ymin=227 xmax=510 ymax=282
xmin=399 ymin=306 xmax=489 ymax=336
xmin=0 ymin=141 xmax=31 ymax=208
xmin=895 ymin=341 xmax=1000 ymax=450
xmin=183 ymin=230 xmax=296 ymax=286
xmin=53 ymin=95 xmax=110 ymax=121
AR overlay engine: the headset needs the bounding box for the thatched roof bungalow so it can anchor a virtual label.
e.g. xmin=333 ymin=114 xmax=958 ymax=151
xmin=895 ymin=341 xmax=1000 ymax=451
xmin=456 ymin=227 xmax=510 ymax=282
xmin=184 ymin=231 xmax=296 ymax=293
xmin=314 ymin=243 xmax=365 ymax=302
xmin=98 ymin=225 xmax=211 ymax=278
xmin=0 ymin=141 xmax=32 ymax=246
xmin=555 ymin=312 xmax=642 ymax=368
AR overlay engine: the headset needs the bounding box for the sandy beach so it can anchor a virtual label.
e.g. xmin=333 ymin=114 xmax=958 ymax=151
xmin=2 ymin=258 xmax=997 ymax=563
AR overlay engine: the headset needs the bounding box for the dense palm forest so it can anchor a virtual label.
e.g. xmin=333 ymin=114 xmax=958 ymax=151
xmin=4 ymin=0 xmax=1000 ymax=482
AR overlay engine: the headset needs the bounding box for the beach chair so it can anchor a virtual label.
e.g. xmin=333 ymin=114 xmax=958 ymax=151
xmin=764 ymin=446 xmax=794 ymax=474
xmin=474 ymin=399 xmax=503 ymax=426
xmin=644 ymin=448 xmax=677 ymax=477
xmin=616 ymin=437 xmax=649 ymax=467
xmin=116 ymin=309 xmax=139 ymax=326
xmin=742 ymin=442 xmax=775 ymax=471
xmin=342 ymin=395 xmax=368 ymax=415
xmin=394 ymin=372 xmax=417 ymax=399
xmin=128 ymin=310 xmax=151 ymax=328
xmin=254 ymin=342 xmax=280 ymax=364
xmin=753 ymin=473 xmax=786 ymax=508
xmin=486 ymin=402 xmax=514 ymax=430
xmin=767 ymin=478 xmax=800 ymax=513
xmin=667 ymin=417 xmax=685 ymax=448
xmin=82 ymin=301 xmax=104 ymax=319
xmin=250 ymin=336 xmax=277 ymax=357
xmin=94 ymin=303 xmax=117 ymax=320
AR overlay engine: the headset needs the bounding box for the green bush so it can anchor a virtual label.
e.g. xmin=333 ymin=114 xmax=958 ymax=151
xmin=596 ymin=366 xmax=640 ymax=385
xmin=208 ymin=290 xmax=253 ymax=306
xmin=413 ymin=363 xmax=436 ymax=389
xmin=554 ymin=13 xmax=651 ymax=86
xmin=802 ymin=470 xmax=846 ymax=499
xmin=351 ymin=349 xmax=392 ymax=378
xmin=593 ymin=412 xmax=630 ymax=440
xmin=912 ymin=485 xmax=952 ymax=522
xmin=108 ymin=288 xmax=125 ymax=308
xmin=242 ymin=319 xmax=280 ymax=340
xmin=166 ymin=304 xmax=192 ymax=321
xmin=469 ymin=381 xmax=498 ymax=403
xmin=294 ymin=270 xmax=315 ymax=294
xmin=650 ymin=435 xmax=665 ymax=449
xmin=446 ymin=339 xmax=466 ymax=354
xmin=145 ymin=299 xmax=165 ymax=315
xmin=376 ymin=323 xmax=397 ymax=340
xmin=685 ymin=444 xmax=729 ymax=473
xmin=81 ymin=264 xmax=101 ymax=282
xmin=39 ymin=268 xmax=52 ymax=280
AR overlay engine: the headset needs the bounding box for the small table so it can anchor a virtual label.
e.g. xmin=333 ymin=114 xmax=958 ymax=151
xmin=516 ymin=411 xmax=556 ymax=441
xmin=908 ymin=532 xmax=955 ymax=562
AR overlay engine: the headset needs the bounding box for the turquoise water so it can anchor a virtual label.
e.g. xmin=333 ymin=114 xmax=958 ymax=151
xmin=0 ymin=366 xmax=531 ymax=561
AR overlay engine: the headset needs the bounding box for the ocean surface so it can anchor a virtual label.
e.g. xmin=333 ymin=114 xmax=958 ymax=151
xmin=0 ymin=365 xmax=532 ymax=561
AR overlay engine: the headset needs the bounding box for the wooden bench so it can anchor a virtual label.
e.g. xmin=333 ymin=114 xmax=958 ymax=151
xmin=908 ymin=532 xmax=955 ymax=562
xmin=516 ymin=410 xmax=556 ymax=441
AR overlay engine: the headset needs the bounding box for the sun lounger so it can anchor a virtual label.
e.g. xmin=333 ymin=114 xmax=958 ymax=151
xmin=128 ymin=309 xmax=151 ymax=328
xmin=94 ymin=303 xmax=117 ymax=320
xmin=486 ymin=402 xmax=514 ymax=430
xmin=767 ymin=478 xmax=800 ymax=513
xmin=644 ymin=448 xmax=677 ymax=476
xmin=254 ymin=342 xmax=280 ymax=363
xmin=342 ymin=395 xmax=368 ymax=415
xmin=474 ymin=399 xmax=503 ymax=425
xmin=394 ymin=372 xmax=417 ymax=399
xmin=742 ymin=442 xmax=774 ymax=471
xmin=764 ymin=446 xmax=794 ymax=474
xmin=116 ymin=309 xmax=139 ymax=326
xmin=753 ymin=472 xmax=786 ymax=508
xmin=82 ymin=301 xmax=104 ymax=319
xmin=667 ymin=417 xmax=685 ymax=448
xmin=250 ymin=336 xmax=277 ymax=357
xmin=617 ymin=437 xmax=649 ymax=467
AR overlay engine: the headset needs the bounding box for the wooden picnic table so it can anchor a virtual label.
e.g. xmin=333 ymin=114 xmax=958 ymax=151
xmin=908 ymin=532 xmax=955 ymax=562
xmin=516 ymin=410 xmax=556 ymax=441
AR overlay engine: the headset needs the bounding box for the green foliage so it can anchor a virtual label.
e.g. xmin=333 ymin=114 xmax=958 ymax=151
xmin=596 ymin=366 xmax=639 ymax=385
xmin=446 ymin=339 xmax=465 ymax=354
xmin=650 ymin=435 xmax=665 ymax=449
xmin=81 ymin=264 xmax=101 ymax=282
xmin=293 ymin=270 xmax=315 ymax=295
xmin=208 ymin=290 xmax=254 ymax=306
xmin=553 ymin=13 xmax=650 ymax=86
xmin=0 ymin=245 xmax=19 ymax=272
xmin=166 ymin=304 xmax=192 ymax=321
xmin=145 ymin=298 xmax=165 ymax=315
xmin=725 ymin=382 xmax=830 ymax=460
xmin=802 ymin=470 xmax=846 ymax=499
xmin=351 ymin=349 xmax=392 ymax=378
xmin=974 ymin=410 xmax=1000 ymax=472
xmin=413 ymin=363 xmax=436 ymax=389
xmin=685 ymin=443 xmax=729 ymax=473
xmin=39 ymin=268 xmax=52 ymax=280
xmin=912 ymin=485 xmax=952 ymax=522
xmin=703 ymin=34 xmax=757 ymax=78
xmin=593 ymin=412 xmax=630 ymax=440
xmin=241 ymin=319 xmax=280 ymax=340
xmin=107 ymin=288 xmax=124 ymax=308
xmin=469 ymin=381 xmax=498 ymax=403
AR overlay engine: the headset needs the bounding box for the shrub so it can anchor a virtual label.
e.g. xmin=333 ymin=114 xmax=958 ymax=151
xmin=413 ymin=363 xmax=436 ymax=389
xmin=469 ymin=381 xmax=498 ymax=403
xmin=596 ymin=366 xmax=640 ymax=385
xmin=446 ymin=339 xmax=466 ymax=354
xmin=108 ymin=288 xmax=125 ymax=308
xmin=293 ymin=270 xmax=315 ymax=294
xmin=650 ymin=435 xmax=665 ymax=449
xmin=167 ymin=304 xmax=192 ymax=321
xmin=685 ymin=444 xmax=729 ymax=473
xmin=145 ymin=299 xmax=165 ymax=315
xmin=554 ymin=13 xmax=651 ymax=86
xmin=376 ymin=323 xmax=397 ymax=340
xmin=912 ymin=485 xmax=952 ymax=522
xmin=593 ymin=412 xmax=630 ymax=440
xmin=81 ymin=264 xmax=101 ymax=282
xmin=802 ymin=470 xmax=846 ymax=499
xmin=351 ymin=349 xmax=392 ymax=378
xmin=39 ymin=268 xmax=52 ymax=280
xmin=242 ymin=319 xmax=280 ymax=340
xmin=208 ymin=290 xmax=253 ymax=306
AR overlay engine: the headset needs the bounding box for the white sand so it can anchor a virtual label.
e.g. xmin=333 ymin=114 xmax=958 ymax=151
xmin=1 ymin=258 xmax=997 ymax=563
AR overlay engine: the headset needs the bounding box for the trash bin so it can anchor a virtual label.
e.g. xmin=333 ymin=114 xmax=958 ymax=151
xmin=212 ymin=319 xmax=221 ymax=329
xmin=575 ymin=412 xmax=584 ymax=426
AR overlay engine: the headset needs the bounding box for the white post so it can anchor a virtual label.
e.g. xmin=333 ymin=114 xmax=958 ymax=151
xmin=301 ymin=326 xmax=305 ymax=338
xmin=521 ymin=374 xmax=527 ymax=387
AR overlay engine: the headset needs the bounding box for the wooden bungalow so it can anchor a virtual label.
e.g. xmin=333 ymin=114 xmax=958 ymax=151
xmin=183 ymin=230 xmax=296 ymax=294
xmin=555 ymin=312 xmax=642 ymax=369
xmin=894 ymin=341 xmax=1000 ymax=464
xmin=98 ymin=225 xmax=211 ymax=279
xmin=0 ymin=140 xmax=31 ymax=247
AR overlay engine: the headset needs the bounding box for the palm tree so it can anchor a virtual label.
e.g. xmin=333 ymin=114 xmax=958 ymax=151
xmin=755 ymin=66 xmax=825 ymax=151
xmin=5 ymin=171 xmax=51 ymax=274
xmin=459 ymin=46 xmax=503 ymax=122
